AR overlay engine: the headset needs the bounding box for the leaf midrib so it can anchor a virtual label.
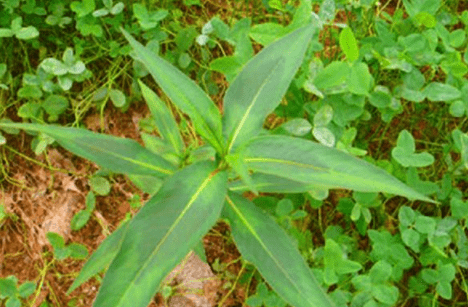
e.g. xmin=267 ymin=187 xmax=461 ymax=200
xmin=244 ymin=157 xmax=328 ymax=172
xmin=226 ymin=195 xmax=316 ymax=306
xmin=116 ymin=169 xmax=217 ymax=306
xmin=226 ymin=59 xmax=284 ymax=153
xmin=0 ymin=123 xmax=173 ymax=175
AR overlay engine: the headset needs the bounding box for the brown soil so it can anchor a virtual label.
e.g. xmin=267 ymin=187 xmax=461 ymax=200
xmin=0 ymin=102 xmax=247 ymax=307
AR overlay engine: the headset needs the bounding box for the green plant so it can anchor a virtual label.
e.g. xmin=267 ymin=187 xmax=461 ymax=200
xmin=70 ymin=191 xmax=96 ymax=231
xmin=46 ymin=232 xmax=89 ymax=260
xmin=0 ymin=275 xmax=36 ymax=307
xmin=0 ymin=16 xmax=39 ymax=40
xmin=0 ymin=21 xmax=438 ymax=307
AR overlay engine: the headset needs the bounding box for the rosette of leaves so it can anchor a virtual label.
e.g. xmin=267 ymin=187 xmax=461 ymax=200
xmin=0 ymin=24 xmax=437 ymax=307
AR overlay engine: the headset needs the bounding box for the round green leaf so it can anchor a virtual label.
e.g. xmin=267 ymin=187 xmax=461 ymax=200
xmin=369 ymin=86 xmax=392 ymax=108
xmin=178 ymin=52 xmax=191 ymax=69
xmin=392 ymin=130 xmax=434 ymax=167
xmin=18 ymin=281 xmax=36 ymax=298
xmin=40 ymin=58 xmax=68 ymax=76
xmin=0 ymin=29 xmax=14 ymax=37
xmin=398 ymin=206 xmax=415 ymax=226
xmin=313 ymin=126 xmax=335 ymax=147
xmin=109 ymin=89 xmax=126 ymax=108
xmin=17 ymin=102 xmax=42 ymax=119
xmin=71 ymin=210 xmax=92 ymax=231
xmin=110 ymin=2 xmax=125 ymax=15
xmin=415 ymin=12 xmax=436 ymax=28
xmin=436 ymin=281 xmax=452 ymax=300
xmin=46 ymin=232 xmax=65 ymax=248
xmin=450 ymin=197 xmax=468 ymax=219
xmin=339 ymin=27 xmax=359 ymax=62
xmin=401 ymin=228 xmax=420 ymax=251
xmin=58 ymin=76 xmax=73 ymax=91
xmin=92 ymin=8 xmax=110 ymax=17
xmin=68 ymin=61 xmax=86 ymax=75
xmin=371 ymin=284 xmax=399 ymax=305
xmin=313 ymin=61 xmax=349 ymax=90
xmin=449 ymin=29 xmax=466 ymax=48
xmin=313 ymin=104 xmax=333 ymax=126
xmin=348 ymin=62 xmax=372 ymax=95
xmin=68 ymin=243 xmax=89 ymax=259
xmin=0 ymin=277 xmax=17 ymax=297
xmin=89 ymin=176 xmax=111 ymax=195
xmin=275 ymin=199 xmax=294 ymax=216
xmin=449 ymin=100 xmax=465 ymax=117
xmin=414 ymin=216 xmax=436 ymax=234
xmin=423 ymin=82 xmax=461 ymax=102
xmin=280 ymin=118 xmax=312 ymax=136
xmin=42 ymin=95 xmax=69 ymax=117
xmin=17 ymin=85 xmax=43 ymax=99
xmin=5 ymin=297 xmax=21 ymax=307
xmin=16 ymin=26 xmax=39 ymax=40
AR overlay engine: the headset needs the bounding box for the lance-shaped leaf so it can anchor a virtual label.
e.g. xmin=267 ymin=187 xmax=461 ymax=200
xmin=122 ymin=29 xmax=224 ymax=154
xmin=67 ymin=221 xmax=130 ymax=294
xmin=223 ymin=23 xmax=315 ymax=153
xmin=223 ymin=192 xmax=335 ymax=307
xmin=241 ymin=135 xmax=437 ymax=203
xmin=93 ymin=161 xmax=228 ymax=307
xmin=229 ymin=173 xmax=321 ymax=193
xmin=0 ymin=123 xmax=175 ymax=176
xmin=138 ymin=80 xmax=184 ymax=157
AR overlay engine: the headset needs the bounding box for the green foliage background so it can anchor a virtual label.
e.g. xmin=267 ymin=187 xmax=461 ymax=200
xmin=1 ymin=0 xmax=468 ymax=306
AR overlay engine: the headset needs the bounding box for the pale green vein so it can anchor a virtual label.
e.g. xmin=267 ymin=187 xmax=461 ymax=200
xmin=74 ymin=140 xmax=173 ymax=175
xmin=117 ymin=170 xmax=217 ymax=306
xmin=244 ymin=157 xmax=328 ymax=172
xmin=227 ymin=59 xmax=284 ymax=153
xmin=226 ymin=195 xmax=316 ymax=306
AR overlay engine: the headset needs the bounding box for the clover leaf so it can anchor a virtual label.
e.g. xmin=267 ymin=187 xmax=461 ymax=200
xmin=392 ymin=129 xmax=434 ymax=167
xmin=0 ymin=17 xmax=39 ymax=40
xmin=324 ymin=238 xmax=362 ymax=285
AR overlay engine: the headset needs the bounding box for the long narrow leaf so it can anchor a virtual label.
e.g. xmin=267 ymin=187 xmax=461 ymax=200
xmin=224 ymin=192 xmax=335 ymax=307
xmin=229 ymin=173 xmax=321 ymax=193
xmin=241 ymin=135 xmax=437 ymax=203
xmin=122 ymin=29 xmax=224 ymax=154
xmin=0 ymin=123 xmax=175 ymax=176
xmin=138 ymin=80 xmax=184 ymax=157
xmin=223 ymin=23 xmax=315 ymax=153
xmin=93 ymin=161 xmax=228 ymax=307
xmin=67 ymin=221 xmax=130 ymax=294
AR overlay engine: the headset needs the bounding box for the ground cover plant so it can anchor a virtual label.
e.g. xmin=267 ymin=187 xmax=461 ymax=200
xmin=0 ymin=0 xmax=468 ymax=306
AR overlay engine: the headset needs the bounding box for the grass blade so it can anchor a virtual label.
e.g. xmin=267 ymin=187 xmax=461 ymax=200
xmin=0 ymin=123 xmax=176 ymax=176
xmin=223 ymin=24 xmax=315 ymax=153
xmin=93 ymin=161 xmax=227 ymax=307
xmin=122 ymin=29 xmax=224 ymax=154
xmin=242 ymin=135 xmax=437 ymax=203
xmin=224 ymin=192 xmax=335 ymax=307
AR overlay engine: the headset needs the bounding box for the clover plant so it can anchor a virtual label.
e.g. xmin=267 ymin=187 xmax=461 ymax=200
xmin=0 ymin=276 xmax=36 ymax=307
xmin=0 ymin=22 xmax=438 ymax=307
